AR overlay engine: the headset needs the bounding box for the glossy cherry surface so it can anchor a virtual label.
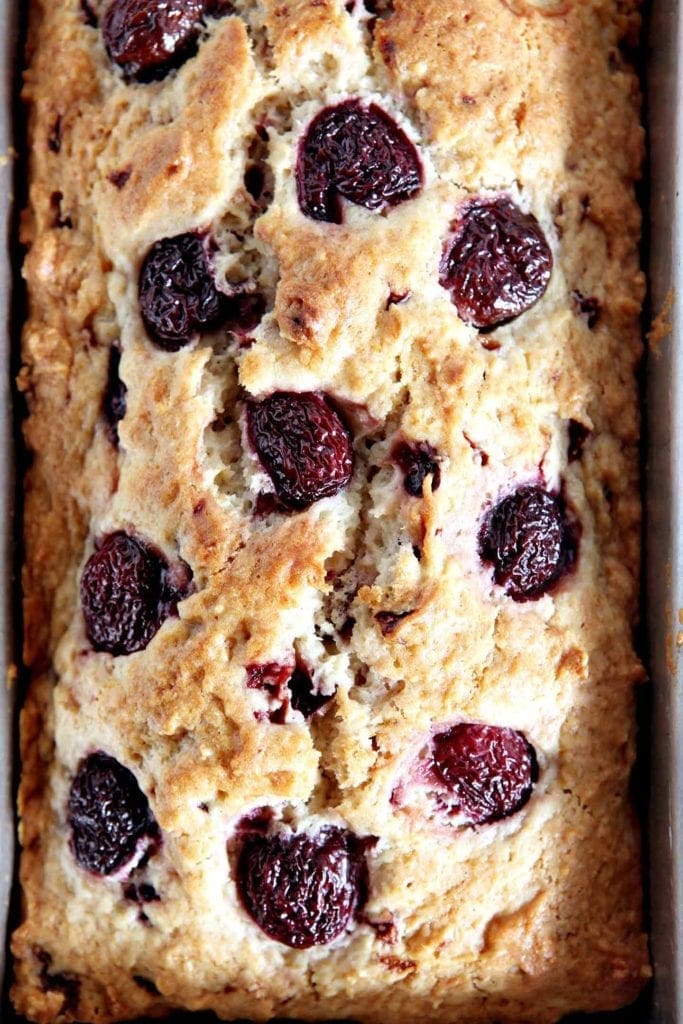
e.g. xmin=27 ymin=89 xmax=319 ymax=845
xmin=247 ymin=392 xmax=354 ymax=510
xmin=432 ymin=722 xmax=538 ymax=824
xmin=237 ymin=825 xmax=368 ymax=948
xmin=68 ymin=752 xmax=159 ymax=875
xmin=440 ymin=197 xmax=552 ymax=329
xmin=102 ymin=0 xmax=212 ymax=80
xmin=478 ymin=485 xmax=576 ymax=601
xmin=81 ymin=531 xmax=191 ymax=655
xmin=297 ymin=100 xmax=422 ymax=223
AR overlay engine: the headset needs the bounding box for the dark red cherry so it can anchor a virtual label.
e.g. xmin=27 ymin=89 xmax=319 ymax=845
xmin=288 ymin=663 xmax=331 ymax=718
xmin=68 ymin=752 xmax=160 ymax=876
xmin=440 ymin=197 xmax=552 ymax=329
xmin=102 ymin=0 xmax=213 ymax=81
xmin=386 ymin=290 xmax=410 ymax=309
xmin=80 ymin=531 xmax=192 ymax=655
xmin=139 ymin=233 xmax=227 ymax=350
xmin=392 ymin=440 xmax=441 ymax=497
xmin=236 ymin=826 xmax=369 ymax=948
xmin=478 ymin=485 xmax=576 ymax=601
xmin=246 ymin=661 xmax=331 ymax=721
xmin=103 ymin=346 xmax=127 ymax=445
xmin=363 ymin=0 xmax=394 ymax=13
xmin=246 ymin=661 xmax=293 ymax=693
xmin=253 ymin=492 xmax=286 ymax=517
xmin=246 ymin=661 xmax=291 ymax=723
xmin=432 ymin=722 xmax=538 ymax=824
xmin=223 ymin=290 xmax=266 ymax=335
xmin=246 ymin=392 xmax=354 ymax=510
xmin=296 ymin=99 xmax=422 ymax=223
xmin=108 ymin=166 xmax=132 ymax=189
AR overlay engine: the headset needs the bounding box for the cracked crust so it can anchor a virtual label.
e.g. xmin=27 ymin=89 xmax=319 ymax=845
xmin=12 ymin=0 xmax=649 ymax=1021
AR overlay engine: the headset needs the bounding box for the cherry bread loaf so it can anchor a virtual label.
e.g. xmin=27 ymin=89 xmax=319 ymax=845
xmin=12 ymin=0 xmax=649 ymax=1019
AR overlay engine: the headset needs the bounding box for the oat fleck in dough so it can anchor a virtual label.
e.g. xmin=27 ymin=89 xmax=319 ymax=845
xmin=12 ymin=0 xmax=649 ymax=1019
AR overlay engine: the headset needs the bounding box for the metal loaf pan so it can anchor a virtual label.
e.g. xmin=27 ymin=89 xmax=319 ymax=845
xmin=1 ymin=0 xmax=681 ymax=1019
xmin=645 ymin=0 xmax=683 ymax=1020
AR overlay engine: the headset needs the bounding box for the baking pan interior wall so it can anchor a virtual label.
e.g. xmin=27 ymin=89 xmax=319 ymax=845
xmin=646 ymin=0 xmax=683 ymax=1020
xmin=1 ymin=0 xmax=681 ymax=1020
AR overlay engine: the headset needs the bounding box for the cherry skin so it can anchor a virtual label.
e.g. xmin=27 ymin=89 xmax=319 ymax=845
xmin=68 ymin=752 xmax=159 ymax=875
xmin=139 ymin=233 xmax=227 ymax=350
xmin=247 ymin=392 xmax=354 ymax=510
xmin=102 ymin=0 xmax=214 ymax=81
xmin=478 ymin=485 xmax=577 ymax=601
xmin=80 ymin=532 xmax=192 ymax=655
xmin=440 ymin=196 xmax=552 ymax=329
xmin=297 ymin=99 xmax=422 ymax=223
xmin=237 ymin=825 xmax=369 ymax=948
xmin=246 ymin=661 xmax=332 ymax=722
xmin=393 ymin=440 xmax=441 ymax=497
xmin=288 ymin=663 xmax=331 ymax=718
xmin=432 ymin=722 xmax=538 ymax=825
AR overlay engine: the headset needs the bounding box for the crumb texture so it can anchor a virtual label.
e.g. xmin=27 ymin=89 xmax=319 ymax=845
xmin=13 ymin=0 xmax=648 ymax=1021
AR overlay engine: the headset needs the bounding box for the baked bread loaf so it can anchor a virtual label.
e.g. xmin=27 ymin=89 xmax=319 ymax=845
xmin=12 ymin=0 xmax=649 ymax=1019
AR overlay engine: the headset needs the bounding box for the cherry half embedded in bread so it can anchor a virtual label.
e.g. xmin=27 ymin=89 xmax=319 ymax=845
xmin=296 ymin=99 xmax=422 ymax=223
xmin=247 ymin=392 xmax=354 ymax=510
xmin=103 ymin=346 xmax=127 ymax=445
xmin=139 ymin=233 xmax=230 ymax=350
xmin=102 ymin=0 xmax=213 ymax=81
xmin=432 ymin=722 xmax=538 ymax=825
xmin=440 ymin=197 xmax=553 ymax=329
xmin=80 ymin=531 xmax=192 ymax=655
xmin=478 ymin=485 xmax=576 ymax=601
xmin=224 ymin=290 xmax=266 ymax=336
xmin=237 ymin=826 xmax=369 ymax=948
xmin=68 ymin=752 xmax=160 ymax=876
xmin=393 ymin=439 xmax=441 ymax=497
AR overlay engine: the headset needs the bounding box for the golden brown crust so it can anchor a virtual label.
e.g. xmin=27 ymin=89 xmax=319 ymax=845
xmin=13 ymin=0 xmax=648 ymax=1020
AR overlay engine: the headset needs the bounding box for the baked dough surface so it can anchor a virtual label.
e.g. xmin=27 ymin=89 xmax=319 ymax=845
xmin=12 ymin=0 xmax=649 ymax=1019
